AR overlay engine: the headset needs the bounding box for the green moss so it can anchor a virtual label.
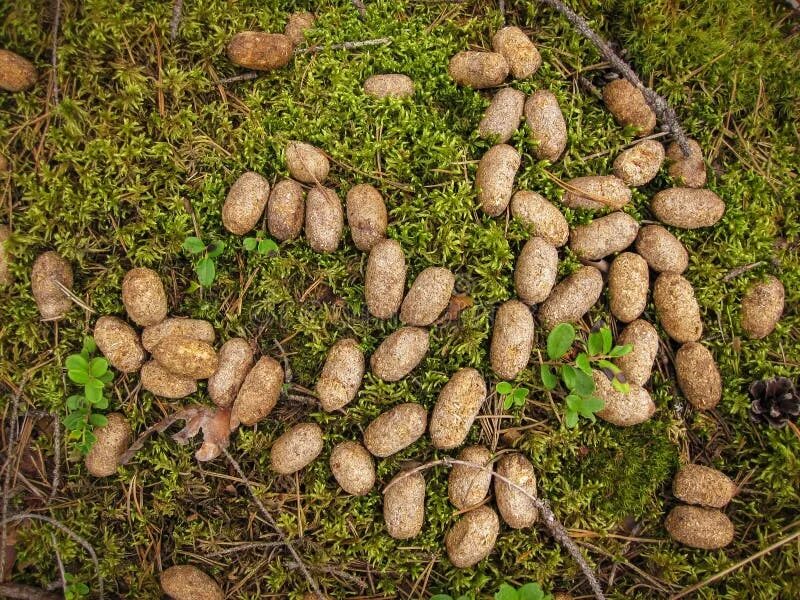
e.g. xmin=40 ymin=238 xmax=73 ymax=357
xmin=1 ymin=0 xmax=799 ymax=598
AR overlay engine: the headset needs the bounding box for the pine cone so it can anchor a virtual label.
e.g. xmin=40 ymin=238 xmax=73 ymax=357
xmin=749 ymin=377 xmax=800 ymax=428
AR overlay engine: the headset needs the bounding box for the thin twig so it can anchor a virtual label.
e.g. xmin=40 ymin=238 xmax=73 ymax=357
xmin=206 ymin=541 xmax=283 ymax=557
xmin=670 ymin=527 xmax=800 ymax=599
xmin=577 ymin=74 xmax=602 ymax=100
xmin=1 ymin=376 xmax=29 ymax=581
xmin=118 ymin=408 xmax=199 ymax=465
xmin=722 ymin=261 xmax=764 ymax=282
xmin=218 ymin=72 xmax=261 ymax=85
xmin=219 ymin=38 xmax=391 ymax=85
xmin=48 ymin=280 xmax=95 ymax=315
xmin=301 ymin=37 xmax=390 ymax=54
xmin=543 ymin=169 xmax=623 ymax=208
xmin=50 ymin=0 xmax=62 ymax=105
xmin=534 ymin=0 xmax=691 ymax=155
xmin=49 ymin=412 xmax=60 ymax=499
xmin=50 ymin=533 xmax=67 ymax=593
xmin=273 ymin=338 xmax=293 ymax=384
xmin=169 ymin=0 xmax=184 ymax=40
xmin=221 ymin=448 xmax=322 ymax=598
xmin=0 ymin=583 xmax=61 ymax=600
xmin=2 ymin=513 xmax=104 ymax=599
xmin=285 ymin=559 xmax=367 ymax=589
xmin=352 ymin=0 xmax=367 ymax=18
xmin=384 ymin=458 xmax=606 ymax=600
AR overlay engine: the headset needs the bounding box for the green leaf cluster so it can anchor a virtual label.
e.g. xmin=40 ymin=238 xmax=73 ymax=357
xmin=243 ymin=232 xmax=279 ymax=255
xmin=494 ymin=582 xmax=552 ymax=600
xmin=496 ymin=380 xmax=530 ymax=410
xmin=64 ymin=336 xmax=114 ymax=454
xmin=431 ymin=581 xmax=550 ymax=600
xmin=540 ymin=323 xmax=632 ymax=428
xmin=182 ymin=236 xmax=226 ymax=287
xmin=64 ymin=573 xmax=90 ymax=600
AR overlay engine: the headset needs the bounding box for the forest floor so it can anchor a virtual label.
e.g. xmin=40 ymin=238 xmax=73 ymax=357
xmin=1 ymin=0 xmax=799 ymax=598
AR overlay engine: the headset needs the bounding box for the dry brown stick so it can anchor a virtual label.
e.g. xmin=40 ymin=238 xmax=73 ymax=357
xmin=118 ymin=408 xmax=199 ymax=465
xmin=533 ymin=0 xmax=691 ymax=155
xmin=220 ymin=448 xmax=323 ymax=598
xmin=285 ymin=559 xmax=367 ymax=589
xmin=49 ymin=412 xmax=61 ymax=499
xmin=50 ymin=0 xmax=62 ymax=105
xmin=302 ymin=37 xmax=390 ymax=54
xmin=169 ymin=0 xmax=184 ymax=40
xmin=206 ymin=541 xmax=284 ymax=557
xmin=273 ymin=338 xmax=293 ymax=384
xmin=384 ymin=458 xmax=606 ymax=600
xmin=50 ymin=532 xmax=67 ymax=593
xmin=218 ymin=72 xmax=261 ymax=84
xmin=0 ymin=583 xmax=61 ymax=600
xmin=722 ymin=261 xmax=764 ymax=282
xmin=352 ymin=0 xmax=367 ymax=17
xmin=542 ymin=170 xmax=621 ymax=208
xmin=1 ymin=376 xmax=29 ymax=581
xmin=2 ymin=513 xmax=104 ymax=599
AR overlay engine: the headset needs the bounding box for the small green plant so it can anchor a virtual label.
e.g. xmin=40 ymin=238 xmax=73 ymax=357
xmin=182 ymin=236 xmax=226 ymax=287
xmin=64 ymin=336 xmax=114 ymax=454
xmin=496 ymin=380 xmax=530 ymax=410
xmin=541 ymin=322 xmax=632 ymax=428
xmin=430 ymin=594 xmax=472 ymax=600
xmin=64 ymin=573 xmax=90 ymax=600
xmin=243 ymin=231 xmax=279 ymax=255
xmin=494 ymin=582 xmax=552 ymax=600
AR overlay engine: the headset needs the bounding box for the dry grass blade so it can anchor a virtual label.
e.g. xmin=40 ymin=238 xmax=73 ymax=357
xmin=48 ymin=279 xmax=95 ymax=316
xmin=542 ymin=170 xmax=624 ymax=208
xmin=669 ymin=527 xmax=800 ymax=599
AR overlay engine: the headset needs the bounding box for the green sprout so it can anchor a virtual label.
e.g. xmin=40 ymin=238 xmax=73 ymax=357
xmin=243 ymin=231 xmax=279 ymax=255
xmin=182 ymin=236 xmax=225 ymax=287
xmin=494 ymin=582 xmax=553 ymax=600
xmin=541 ymin=323 xmax=632 ymax=428
xmin=63 ymin=336 xmax=114 ymax=454
xmin=64 ymin=573 xmax=90 ymax=600
xmin=496 ymin=381 xmax=530 ymax=410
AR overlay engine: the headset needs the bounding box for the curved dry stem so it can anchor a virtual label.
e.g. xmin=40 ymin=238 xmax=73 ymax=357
xmin=533 ymin=0 xmax=691 ymax=155
xmin=2 ymin=513 xmax=104 ymax=600
xmin=384 ymin=457 xmax=607 ymax=600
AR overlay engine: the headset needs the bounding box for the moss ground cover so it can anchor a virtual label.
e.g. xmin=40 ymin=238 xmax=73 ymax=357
xmin=1 ymin=0 xmax=799 ymax=598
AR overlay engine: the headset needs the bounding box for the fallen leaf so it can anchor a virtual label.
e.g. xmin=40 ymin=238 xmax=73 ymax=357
xmin=172 ymin=407 xmax=232 ymax=462
xmin=441 ymin=294 xmax=473 ymax=322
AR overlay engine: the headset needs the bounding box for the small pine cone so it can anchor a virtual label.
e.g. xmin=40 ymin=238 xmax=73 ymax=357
xmin=749 ymin=377 xmax=800 ymax=428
